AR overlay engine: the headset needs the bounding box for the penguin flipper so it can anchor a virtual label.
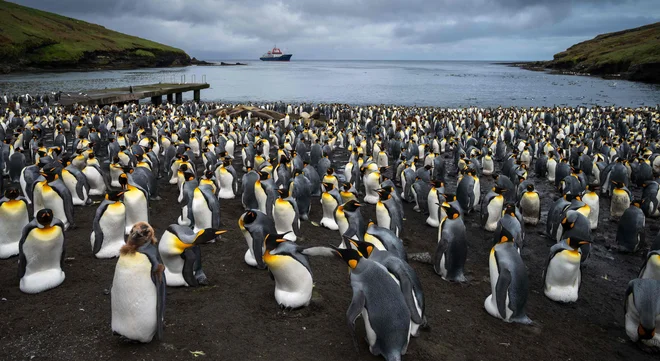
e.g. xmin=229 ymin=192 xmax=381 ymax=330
xmin=387 ymin=260 xmax=424 ymax=324
xmin=141 ymin=243 xmax=166 ymax=340
xmin=17 ymin=222 xmax=35 ymax=279
xmin=346 ymin=290 xmax=366 ymax=352
xmin=495 ymin=268 xmax=512 ymax=320
xmin=432 ymin=237 xmax=448 ymax=276
xmin=181 ymin=248 xmax=199 ymax=287
xmin=92 ymin=203 xmax=109 ymax=255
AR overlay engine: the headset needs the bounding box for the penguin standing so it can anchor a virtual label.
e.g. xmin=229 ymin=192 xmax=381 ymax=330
xmin=375 ymin=187 xmax=404 ymax=237
xmin=456 ymin=170 xmax=477 ymax=213
xmin=216 ymin=157 xmax=238 ymax=199
xmin=582 ymin=184 xmax=600 ymax=229
xmin=482 ymin=186 xmax=505 ymax=232
xmin=239 ymin=210 xmax=276 ymax=269
xmin=543 ymin=237 xmax=590 ymax=303
xmin=363 ymin=167 xmax=381 ymax=204
xmin=610 ymin=181 xmax=631 ymax=219
xmin=111 ymin=222 xmax=165 ymax=343
xmin=61 ymin=164 xmax=92 ymax=206
xmin=118 ymin=173 xmax=150 ymax=234
xmin=425 ymin=180 xmax=444 ymax=228
xmin=434 ymin=202 xmax=467 ymax=282
xmin=625 ymin=279 xmax=660 ymax=348
xmin=519 ymin=184 xmax=540 ymax=225
xmin=91 ymin=191 xmax=127 ymax=259
xmin=484 ymin=228 xmax=532 ymax=324
xmin=0 ymin=187 xmax=30 ymax=258
xmin=335 ymin=200 xmax=366 ymax=246
xmin=333 ymin=247 xmax=411 ymax=360
xmin=482 ymin=149 xmax=494 ymax=176
xmin=18 ymin=209 xmax=66 ymax=294
xmin=159 ymin=225 xmax=224 ymax=287
xmin=32 ymin=167 xmax=74 ymax=230
xmin=82 ymin=154 xmax=107 ymax=196
xmin=616 ymin=201 xmax=646 ymax=253
xmin=319 ymin=182 xmax=342 ymax=231
xmin=191 ymin=183 xmax=221 ymax=234
xmin=272 ymin=188 xmax=300 ymax=241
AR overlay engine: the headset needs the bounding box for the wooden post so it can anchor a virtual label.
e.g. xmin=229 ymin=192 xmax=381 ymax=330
xmin=193 ymin=89 xmax=201 ymax=103
xmin=167 ymin=93 xmax=173 ymax=103
xmin=175 ymin=92 xmax=183 ymax=104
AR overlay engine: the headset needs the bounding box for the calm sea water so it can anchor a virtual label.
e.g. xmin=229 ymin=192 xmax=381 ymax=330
xmin=0 ymin=60 xmax=659 ymax=107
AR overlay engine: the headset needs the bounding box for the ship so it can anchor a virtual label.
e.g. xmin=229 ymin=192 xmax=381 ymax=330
xmin=260 ymin=46 xmax=292 ymax=61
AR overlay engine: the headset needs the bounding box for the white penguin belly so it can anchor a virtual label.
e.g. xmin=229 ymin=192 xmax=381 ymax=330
xmin=426 ymin=192 xmax=439 ymax=227
xmin=472 ymin=180 xmax=481 ymax=206
xmin=363 ymin=173 xmax=380 ymax=204
xmin=520 ymin=194 xmax=540 ymax=225
xmin=41 ymin=186 xmax=68 ymax=228
xmin=320 ymin=194 xmax=339 ymax=230
xmin=110 ymin=168 xmax=124 ymax=187
xmin=111 ymin=252 xmax=158 ymax=343
xmin=20 ymin=227 xmax=65 ymax=294
xmin=266 ymin=255 xmax=313 ymax=308
xmin=218 ymin=172 xmax=235 ymax=199
xmin=20 ymin=170 xmax=30 ymax=204
xmin=484 ymin=249 xmax=512 ymax=321
xmin=376 ymin=202 xmax=392 ymax=230
xmin=255 ymin=186 xmax=268 ymax=214
xmin=362 ymin=308 xmax=378 ymax=350
xmin=241 ymin=229 xmax=258 ymax=267
xmin=92 ymin=203 xmax=126 ymax=259
xmin=124 ymin=190 xmax=149 ymax=234
xmin=544 ymin=251 xmax=581 ymax=303
xmin=583 ymin=195 xmax=599 ymax=229
xmin=547 ymin=161 xmax=556 ymax=182
xmin=483 ymin=159 xmax=494 ymax=175
xmin=610 ymin=192 xmax=630 ymax=218
xmin=62 ymin=171 xmax=85 ymax=205
xmin=158 ymin=231 xmax=188 ymax=287
xmin=273 ymin=200 xmax=296 ymax=241
xmin=0 ymin=201 xmax=29 ymax=258
xmin=485 ymin=197 xmax=503 ymax=231
xmin=192 ymin=189 xmax=213 ymax=233
xmin=83 ymin=167 xmax=106 ymax=196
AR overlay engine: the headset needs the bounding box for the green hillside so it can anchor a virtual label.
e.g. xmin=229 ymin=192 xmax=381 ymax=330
xmin=546 ymin=22 xmax=660 ymax=83
xmin=0 ymin=0 xmax=191 ymax=73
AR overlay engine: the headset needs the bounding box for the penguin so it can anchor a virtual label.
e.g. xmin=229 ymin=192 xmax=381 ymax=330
xmin=216 ymin=157 xmax=238 ymax=199
xmin=61 ymin=164 xmax=92 ymax=206
xmin=289 ymin=171 xmax=312 ymax=221
xmin=333 ymin=247 xmax=411 ymax=360
xmin=639 ymin=236 xmax=660 ymax=280
xmin=239 ymin=210 xmax=276 ymax=269
xmin=456 ymin=170 xmax=476 ymax=213
xmin=177 ymin=171 xmax=197 ymax=227
xmin=272 ymin=188 xmax=300 ymax=241
xmin=335 ymin=200 xmax=366 ymax=245
xmin=241 ymin=169 xmax=260 ymax=210
xmin=363 ymin=167 xmax=381 ymax=204
xmin=375 ymin=187 xmax=404 ymax=237
xmin=616 ymin=201 xmax=646 ymax=253
xmin=482 ymin=186 xmax=505 ymax=232
xmin=118 ymin=173 xmax=150 ymax=234
xmin=82 ymin=153 xmax=108 ymax=196
xmin=32 ymin=167 xmax=74 ymax=230
xmin=434 ymin=202 xmax=467 ymax=282
xmin=158 ymin=225 xmax=225 ymax=287
xmin=0 ymin=187 xmax=30 ymax=259
xmin=111 ymin=222 xmax=166 ymax=343
xmin=90 ymin=191 xmax=127 ymax=259
xmin=543 ymin=236 xmax=590 ymax=303
xmin=411 ymin=178 xmax=431 ymax=214
xmin=519 ymin=183 xmax=541 ymax=225
xmin=426 ymin=180 xmax=444 ymax=228
xmin=624 ymin=279 xmax=660 ymax=348
xmin=351 ymin=240 xmax=426 ymax=337
xmin=191 ymin=182 xmax=220 ymax=233
xmin=484 ymin=228 xmax=532 ymax=324
xmin=364 ymin=222 xmax=407 ymax=261
xmin=546 ymin=153 xmax=557 ymax=182
xmin=482 ymin=149 xmax=494 ymax=176
xmin=340 ymin=182 xmax=359 ymax=203
xmin=582 ymin=184 xmax=600 ymax=229
xmin=18 ymin=209 xmax=66 ymax=294
xmin=319 ymin=182 xmax=342 ymax=231
xmin=263 ymin=233 xmax=325 ymax=309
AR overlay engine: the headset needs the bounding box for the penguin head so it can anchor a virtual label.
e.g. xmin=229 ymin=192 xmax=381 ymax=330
xmin=195 ymin=228 xmax=227 ymax=244
xmin=41 ymin=167 xmax=58 ymax=182
xmin=441 ymin=202 xmax=460 ymax=220
xmin=526 ymin=184 xmax=535 ymax=192
xmin=376 ymin=187 xmax=392 ymax=201
xmin=343 ymin=200 xmax=361 ymax=213
xmin=332 ymin=245 xmax=363 ymax=269
xmin=430 ymin=180 xmax=444 ymax=189
xmin=342 ymin=183 xmax=353 ymax=192
xmin=106 ymin=190 xmax=125 ymax=202
xmin=638 ymin=324 xmax=656 ymax=341
xmin=443 ymin=193 xmax=457 ymax=203
xmin=264 ymin=233 xmax=290 ymax=251
xmin=350 ymin=240 xmax=375 ymax=258
xmin=36 ymin=209 xmax=53 ymax=227
xmin=4 ymin=187 xmax=20 ymax=200
xmin=631 ymin=199 xmax=642 ymax=208
xmin=204 ymin=170 xmax=215 ymax=180
xmin=502 ymin=203 xmax=517 ymax=217
xmin=566 ymin=237 xmax=590 ymax=250
xmin=258 ymin=171 xmax=270 ymax=181
xmin=497 ymin=226 xmax=515 ymax=245
xmin=277 ymin=188 xmax=290 ymax=199
xmin=323 ymin=182 xmax=335 ymax=192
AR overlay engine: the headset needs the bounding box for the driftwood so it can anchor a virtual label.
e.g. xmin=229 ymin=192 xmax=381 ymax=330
xmin=205 ymin=105 xmax=327 ymax=126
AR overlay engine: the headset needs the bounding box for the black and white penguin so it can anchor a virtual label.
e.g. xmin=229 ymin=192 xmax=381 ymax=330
xmin=639 ymin=236 xmax=660 ymax=280
xmin=158 ymin=225 xmax=225 ymax=287
xmin=32 ymin=166 xmax=74 ymax=230
xmin=426 ymin=180 xmax=445 ymax=228
xmin=319 ymin=182 xmax=342 ymax=231
xmin=118 ymin=172 xmax=150 ymax=234
xmin=543 ymin=236 xmax=590 ymax=303
xmin=519 ymin=183 xmax=540 ymax=225
xmin=90 ymin=191 xmax=126 ymax=259
xmin=616 ymin=201 xmax=646 ymax=253
xmin=239 ymin=210 xmax=276 ymax=269
xmin=191 ymin=183 xmax=220 ymax=233
xmin=610 ymin=181 xmax=631 ymax=219
xmin=625 ymin=279 xmax=660 ymax=349
xmin=333 ymin=247 xmax=411 ymax=360
xmin=216 ymin=157 xmax=238 ymax=199
xmin=434 ymin=202 xmax=467 ymax=282
xmin=272 ymin=188 xmax=300 ymax=241
xmin=335 ymin=200 xmax=366 ymax=246
xmin=582 ymin=184 xmax=600 ymax=229
xmin=375 ymin=186 xmax=404 ymax=237
xmin=111 ymin=222 xmax=166 ymax=343
xmin=482 ymin=186 xmax=505 ymax=232
xmin=484 ymin=227 xmax=531 ymax=324
xmin=18 ymin=209 xmax=66 ymax=294
xmin=0 ymin=187 xmax=30 ymax=258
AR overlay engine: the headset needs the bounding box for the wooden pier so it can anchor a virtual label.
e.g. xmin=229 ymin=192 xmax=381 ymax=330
xmin=58 ymin=83 xmax=210 ymax=107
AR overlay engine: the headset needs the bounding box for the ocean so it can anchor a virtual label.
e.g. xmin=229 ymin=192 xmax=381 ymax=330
xmin=0 ymin=60 xmax=659 ymax=107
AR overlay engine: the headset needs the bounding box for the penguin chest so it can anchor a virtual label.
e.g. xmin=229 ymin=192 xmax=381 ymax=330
xmin=99 ymin=203 xmax=126 ymax=241
xmin=641 ymin=254 xmax=660 ymax=281
xmin=321 ymin=193 xmax=338 ymax=217
xmin=83 ymin=167 xmax=105 ymax=193
xmin=23 ymin=227 xmax=65 ymax=276
xmin=265 ymin=254 xmax=312 ymax=293
xmin=486 ymin=196 xmax=504 ymax=231
xmin=520 ymin=193 xmax=539 ymax=222
xmin=583 ymin=193 xmax=599 ymax=227
xmin=472 ymin=179 xmax=481 ymax=205
xmin=0 ymin=201 xmax=29 ymax=247
xmin=192 ymin=189 xmax=213 ymax=230
xmin=111 ymin=252 xmax=157 ymax=342
xmin=255 ymin=185 xmax=268 ymax=213
xmin=61 ymin=171 xmax=78 ymax=195
xmin=376 ymin=202 xmax=391 ymax=229
xmin=336 ymin=209 xmax=349 ymax=235
xmin=545 ymin=251 xmax=581 ymax=294
xmin=218 ymin=170 xmax=234 ymax=194
xmin=124 ymin=190 xmax=148 ymax=225
xmin=611 ymin=191 xmax=630 ymax=215
xmin=273 ymin=200 xmax=295 ymax=232
xmin=41 ymin=186 xmax=66 ymax=222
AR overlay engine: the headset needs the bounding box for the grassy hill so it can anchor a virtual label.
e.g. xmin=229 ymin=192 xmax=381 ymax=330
xmin=0 ymin=0 xmax=191 ymax=73
xmin=546 ymin=22 xmax=660 ymax=83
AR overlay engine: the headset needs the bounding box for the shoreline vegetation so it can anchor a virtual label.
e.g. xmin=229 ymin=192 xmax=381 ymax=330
xmin=506 ymin=22 xmax=660 ymax=84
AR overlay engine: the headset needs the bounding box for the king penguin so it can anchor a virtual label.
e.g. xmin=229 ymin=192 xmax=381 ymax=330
xmin=18 ymin=209 xmax=66 ymax=294
xmin=32 ymin=166 xmax=74 ymax=230
xmin=543 ymin=236 xmax=590 ymax=303
xmin=0 ymin=187 xmax=30 ymax=259
xmin=434 ymin=202 xmax=468 ymax=282
xmin=625 ymin=279 xmax=660 ymax=348
xmin=319 ymin=182 xmax=342 ymax=231
xmin=111 ymin=222 xmax=166 ymax=343
xmin=91 ymin=191 xmax=126 ymax=259
xmin=239 ymin=210 xmax=276 ymax=269
xmin=272 ymin=188 xmax=300 ymax=241
xmin=519 ymin=183 xmax=541 ymax=225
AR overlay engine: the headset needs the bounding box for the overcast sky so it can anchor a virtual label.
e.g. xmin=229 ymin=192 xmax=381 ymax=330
xmin=12 ymin=0 xmax=660 ymax=61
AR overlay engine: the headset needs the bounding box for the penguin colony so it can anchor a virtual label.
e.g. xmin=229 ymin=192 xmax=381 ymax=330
xmin=1 ymin=100 xmax=660 ymax=358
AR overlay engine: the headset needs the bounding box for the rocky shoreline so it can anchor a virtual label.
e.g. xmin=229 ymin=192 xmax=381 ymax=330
xmin=498 ymin=61 xmax=660 ymax=84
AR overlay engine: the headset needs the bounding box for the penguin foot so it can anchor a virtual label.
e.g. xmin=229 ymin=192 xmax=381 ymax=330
xmin=195 ymin=271 xmax=209 ymax=286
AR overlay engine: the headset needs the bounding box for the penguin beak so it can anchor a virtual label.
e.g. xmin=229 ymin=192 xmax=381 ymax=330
xmin=578 ymin=240 xmax=590 ymax=245
xmin=215 ymin=230 xmax=227 ymax=235
xmin=116 ymin=191 xmax=125 ymax=197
